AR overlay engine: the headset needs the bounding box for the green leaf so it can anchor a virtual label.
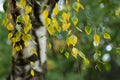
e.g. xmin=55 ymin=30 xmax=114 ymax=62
xmin=15 ymin=24 xmax=21 ymax=32
xmin=71 ymin=15 xmax=78 ymax=26
xmin=93 ymin=50 xmax=101 ymax=61
xmin=3 ymin=1 xmax=8 ymax=12
xmin=65 ymin=52 xmax=69 ymax=59
xmin=85 ymin=25 xmax=92 ymax=35
xmin=72 ymin=2 xmax=80 ymax=12
xmin=116 ymin=48 xmax=120 ymax=54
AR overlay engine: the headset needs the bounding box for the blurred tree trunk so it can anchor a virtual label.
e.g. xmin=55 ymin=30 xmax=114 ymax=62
xmin=6 ymin=0 xmax=58 ymax=80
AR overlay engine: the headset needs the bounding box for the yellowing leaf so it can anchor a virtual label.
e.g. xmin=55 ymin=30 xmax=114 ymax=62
xmin=7 ymin=13 xmax=12 ymax=19
xmin=22 ymin=14 xmax=30 ymax=25
xmin=66 ymin=35 xmax=77 ymax=46
xmin=47 ymin=25 xmax=55 ymax=35
xmin=52 ymin=18 xmax=61 ymax=32
xmin=22 ymin=34 xmax=32 ymax=41
xmin=43 ymin=10 xmax=48 ymax=19
xmin=103 ymin=33 xmax=111 ymax=39
xmin=53 ymin=3 xmax=59 ymax=15
xmin=62 ymin=22 xmax=71 ymax=31
xmin=71 ymin=15 xmax=78 ymax=26
xmin=65 ymin=51 xmax=69 ymax=59
xmin=25 ymin=5 xmax=32 ymax=13
xmin=85 ymin=25 xmax=92 ymax=35
xmin=8 ymin=32 xmax=13 ymax=39
xmin=15 ymin=45 xmax=22 ymax=51
xmin=7 ymin=23 xmax=14 ymax=31
xmin=93 ymin=34 xmax=100 ymax=46
xmin=72 ymin=2 xmax=80 ymax=12
xmin=30 ymin=69 xmax=35 ymax=77
xmin=2 ymin=16 xmax=8 ymax=27
xmin=44 ymin=18 xmax=51 ymax=27
xmin=72 ymin=47 xmax=79 ymax=58
xmin=32 ymin=49 xmax=38 ymax=56
xmin=62 ymin=12 xmax=70 ymax=21
xmin=19 ymin=0 xmax=26 ymax=8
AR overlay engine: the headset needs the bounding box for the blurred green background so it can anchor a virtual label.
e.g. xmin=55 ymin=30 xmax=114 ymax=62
xmin=1 ymin=0 xmax=120 ymax=80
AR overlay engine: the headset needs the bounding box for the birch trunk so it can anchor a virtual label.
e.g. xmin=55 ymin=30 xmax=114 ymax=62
xmin=6 ymin=0 xmax=59 ymax=80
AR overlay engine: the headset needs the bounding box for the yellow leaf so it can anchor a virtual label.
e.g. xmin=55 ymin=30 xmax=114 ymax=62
xmin=47 ymin=25 xmax=55 ymax=35
xmin=66 ymin=35 xmax=77 ymax=46
xmin=24 ymin=41 xmax=29 ymax=47
xmin=22 ymin=14 xmax=30 ymax=25
xmin=15 ymin=45 xmax=22 ymax=51
xmin=2 ymin=16 xmax=8 ymax=27
xmin=44 ymin=17 xmax=51 ymax=27
xmin=7 ymin=13 xmax=12 ymax=19
xmin=103 ymin=33 xmax=111 ymax=39
xmin=25 ymin=5 xmax=32 ymax=13
xmin=66 ymin=0 xmax=68 ymax=6
xmin=93 ymin=34 xmax=100 ymax=46
xmin=30 ymin=69 xmax=35 ymax=77
xmin=62 ymin=22 xmax=70 ymax=31
xmin=7 ymin=23 xmax=14 ymax=31
xmin=8 ymin=32 xmax=13 ymax=39
xmin=72 ymin=47 xmax=79 ymax=58
xmin=52 ymin=18 xmax=61 ymax=32
xmin=62 ymin=12 xmax=70 ymax=21
xmin=53 ymin=3 xmax=59 ymax=15
xmin=32 ymin=49 xmax=38 ymax=56
xmin=19 ymin=0 xmax=26 ymax=8
xmin=43 ymin=10 xmax=48 ymax=19
xmin=30 ymin=61 xmax=34 ymax=66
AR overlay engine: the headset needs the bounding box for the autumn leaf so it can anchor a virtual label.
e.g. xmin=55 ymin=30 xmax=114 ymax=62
xmin=32 ymin=49 xmax=38 ymax=56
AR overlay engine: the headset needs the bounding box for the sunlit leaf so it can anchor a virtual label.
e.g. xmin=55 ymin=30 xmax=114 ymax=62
xmin=103 ymin=33 xmax=111 ymax=39
xmin=85 ymin=25 xmax=92 ymax=35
